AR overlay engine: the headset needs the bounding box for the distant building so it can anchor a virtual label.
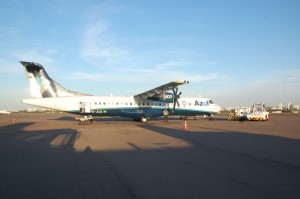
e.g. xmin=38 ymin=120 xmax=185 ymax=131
xmin=288 ymin=103 xmax=293 ymax=110
xmin=279 ymin=103 xmax=283 ymax=110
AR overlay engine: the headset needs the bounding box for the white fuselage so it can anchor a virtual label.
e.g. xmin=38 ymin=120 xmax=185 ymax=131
xmin=22 ymin=96 xmax=221 ymax=118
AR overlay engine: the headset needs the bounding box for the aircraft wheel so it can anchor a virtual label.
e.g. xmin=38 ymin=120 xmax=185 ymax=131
xmin=140 ymin=116 xmax=147 ymax=123
xmin=208 ymin=114 xmax=214 ymax=121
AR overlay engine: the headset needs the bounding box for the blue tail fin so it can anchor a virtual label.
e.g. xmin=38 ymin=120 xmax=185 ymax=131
xmin=21 ymin=61 xmax=89 ymax=98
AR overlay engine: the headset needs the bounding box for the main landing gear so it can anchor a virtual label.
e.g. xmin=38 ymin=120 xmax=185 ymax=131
xmin=133 ymin=116 xmax=148 ymax=123
xmin=140 ymin=116 xmax=148 ymax=123
xmin=179 ymin=115 xmax=197 ymax=120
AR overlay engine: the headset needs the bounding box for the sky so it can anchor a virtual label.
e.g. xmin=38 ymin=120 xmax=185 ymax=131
xmin=0 ymin=0 xmax=300 ymax=109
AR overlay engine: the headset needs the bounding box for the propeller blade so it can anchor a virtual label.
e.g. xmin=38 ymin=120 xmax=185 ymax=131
xmin=172 ymin=102 xmax=176 ymax=113
xmin=171 ymin=87 xmax=182 ymax=113
xmin=176 ymin=100 xmax=180 ymax=108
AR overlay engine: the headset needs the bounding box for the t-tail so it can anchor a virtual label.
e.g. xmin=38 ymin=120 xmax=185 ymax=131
xmin=21 ymin=61 xmax=89 ymax=98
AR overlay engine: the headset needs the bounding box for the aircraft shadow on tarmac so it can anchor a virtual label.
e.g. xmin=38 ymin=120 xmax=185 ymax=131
xmin=48 ymin=116 xmax=77 ymax=121
xmin=1 ymin=122 xmax=300 ymax=199
xmin=0 ymin=122 xmax=137 ymax=199
xmin=138 ymin=123 xmax=300 ymax=168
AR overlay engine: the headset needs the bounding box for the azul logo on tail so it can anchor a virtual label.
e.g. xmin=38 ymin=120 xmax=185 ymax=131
xmin=21 ymin=61 xmax=89 ymax=98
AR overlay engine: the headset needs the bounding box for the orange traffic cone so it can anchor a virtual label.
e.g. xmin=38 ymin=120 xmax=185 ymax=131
xmin=184 ymin=120 xmax=188 ymax=131
xmin=12 ymin=118 xmax=16 ymax=125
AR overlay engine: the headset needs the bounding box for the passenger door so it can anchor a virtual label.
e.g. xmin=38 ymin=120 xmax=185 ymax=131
xmin=79 ymin=102 xmax=91 ymax=113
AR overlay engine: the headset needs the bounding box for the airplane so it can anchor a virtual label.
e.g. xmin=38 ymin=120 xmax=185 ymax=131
xmin=20 ymin=61 xmax=221 ymax=122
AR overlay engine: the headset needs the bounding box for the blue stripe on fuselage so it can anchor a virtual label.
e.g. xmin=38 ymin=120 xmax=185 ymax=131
xmin=68 ymin=107 xmax=216 ymax=118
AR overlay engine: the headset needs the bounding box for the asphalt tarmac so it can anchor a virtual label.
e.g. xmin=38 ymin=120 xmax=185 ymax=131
xmin=0 ymin=113 xmax=299 ymax=199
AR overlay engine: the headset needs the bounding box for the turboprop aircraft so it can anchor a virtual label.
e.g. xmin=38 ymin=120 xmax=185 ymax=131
xmin=20 ymin=61 xmax=221 ymax=122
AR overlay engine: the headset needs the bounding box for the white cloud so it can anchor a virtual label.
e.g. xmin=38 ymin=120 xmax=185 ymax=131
xmin=80 ymin=21 xmax=130 ymax=66
xmin=207 ymin=61 xmax=218 ymax=65
xmin=64 ymin=67 xmax=224 ymax=85
xmin=211 ymin=68 xmax=300 ymax=107
xmin=0 ymin=26 xmax=21 ymax=48
xmin=12 ymin=48 xmax=55 ymax=66
xmin=85 ymin=2 xmax=124 ymax=19
xmin=64 ymin=71 xmax=107 ymax=81
xmin=154 ymin=61 xmax=193 ymax=69
xmin=0 ymin=60 xmax=21 ymax=74
xmin=188 ymin=73 xmax=224 ymax=82
xmin=250 ymin=69 xmax=300 ymax=102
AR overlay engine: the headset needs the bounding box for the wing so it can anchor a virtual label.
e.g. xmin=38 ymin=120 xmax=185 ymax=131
xmin=134 ymin=80 xmax=189 ymax=99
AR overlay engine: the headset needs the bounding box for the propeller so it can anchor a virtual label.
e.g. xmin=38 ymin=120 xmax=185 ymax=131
xmin=172 ymin=87 xmax=182 ymax=113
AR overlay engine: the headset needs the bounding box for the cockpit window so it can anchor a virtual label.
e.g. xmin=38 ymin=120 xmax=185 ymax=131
xmin=209 ymin=100 xmax=214 ymax=104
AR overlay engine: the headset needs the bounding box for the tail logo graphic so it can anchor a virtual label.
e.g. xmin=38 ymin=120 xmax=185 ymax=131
xmin=21 ymin=61 xmax=89 ymax=98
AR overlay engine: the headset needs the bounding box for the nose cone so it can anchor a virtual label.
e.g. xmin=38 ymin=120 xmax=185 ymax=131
xmin=215 ymin=104 xmax=221 ymax=113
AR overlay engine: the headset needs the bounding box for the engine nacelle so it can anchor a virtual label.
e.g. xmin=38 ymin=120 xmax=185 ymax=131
xmin=148 ymin=92 xmax=174 ymax=103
